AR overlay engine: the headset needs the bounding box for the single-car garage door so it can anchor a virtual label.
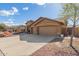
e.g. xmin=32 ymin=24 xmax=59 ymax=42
xmin=38 ymin=26 xmax=61 ymax=35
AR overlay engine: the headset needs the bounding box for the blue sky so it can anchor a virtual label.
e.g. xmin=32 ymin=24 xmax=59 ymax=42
xmin=0 ymin=3 xmax=62 ymax=26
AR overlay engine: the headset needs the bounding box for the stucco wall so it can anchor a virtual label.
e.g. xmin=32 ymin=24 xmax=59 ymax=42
xmin=30 ymin=19 xmax=63 ymax=35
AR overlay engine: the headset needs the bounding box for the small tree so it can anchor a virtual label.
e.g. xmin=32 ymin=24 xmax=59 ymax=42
xmin=61 ymin=3 xmax=79 ymax=46
xmin=0 ymin=23 xmax=6 ymax=31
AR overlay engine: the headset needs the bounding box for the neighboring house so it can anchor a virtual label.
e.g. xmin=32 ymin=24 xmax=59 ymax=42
xmin=13 ymin=25 xmax=26 ymax=33
xmin=6 ymin=27 xmax=14 ymax=32
xmin=17 ymin=25 xmax=26 ymax=33
xmin=66 ymin=26 xmax=79 ymax=37
xmin=28 ymin=17 xmax=66 ymax=36
xmin=75 ymin=27 xmax=79 ymax=36
xmin=25 ymin=20 xmax=34 ymax=33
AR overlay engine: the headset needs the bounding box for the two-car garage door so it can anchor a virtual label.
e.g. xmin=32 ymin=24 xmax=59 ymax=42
xmin=38 ymin=26 xmax=61 ymax=35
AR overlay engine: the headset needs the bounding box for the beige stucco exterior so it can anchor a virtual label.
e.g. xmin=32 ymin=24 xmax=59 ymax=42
xmin=75 ymin=27 xmax=79 ymax=36
xmin=29 ymin=18 xmax=65 ymax=35
xmin=25 ymin=21 xmax=34 ymax=33
xmin=26 ymin=17 xmax=79 ymax=36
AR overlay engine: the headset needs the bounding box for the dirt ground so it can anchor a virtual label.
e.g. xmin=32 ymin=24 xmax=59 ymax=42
xmin=31 ymin=37 xmax=79 ymax=56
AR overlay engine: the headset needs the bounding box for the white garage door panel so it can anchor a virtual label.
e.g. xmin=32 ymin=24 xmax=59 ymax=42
xmin=39 ymin=26 xmax=61 ymax=35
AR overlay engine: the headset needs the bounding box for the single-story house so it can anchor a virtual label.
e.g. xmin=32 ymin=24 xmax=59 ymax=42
xmin=25 ymin=20 xmax=34 ymax=33
xmin=75 ymin=27 xmax=79 ymax=36
xmin=25 ymin=17 xmax=79 ymax=37
xmin=13 ymin=25 xmax=26 ymax=33
xmin=28 ymin=17 xmax=66 ymax=36
xmin=65 ymin=26 xmax=79 ymax=37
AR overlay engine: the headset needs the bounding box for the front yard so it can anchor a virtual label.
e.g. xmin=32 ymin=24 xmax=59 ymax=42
xmin=31 ymin=37 xmax=79 ymax=56
xmin=0 ymin=33 xmax=55 ymax=56
xmin=0 ymin=33 xmax=79 ymax=56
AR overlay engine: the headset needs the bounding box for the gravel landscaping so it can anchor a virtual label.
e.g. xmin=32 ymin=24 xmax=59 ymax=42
xmin=31 ymin=37 xmax=79 ymax=56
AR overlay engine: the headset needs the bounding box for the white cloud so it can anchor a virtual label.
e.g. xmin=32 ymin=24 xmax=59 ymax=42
xmin=0 ymin=10 xmax=11 ymax=16
xmin=36 ymin=3 xmax=46 ymax=5
xmin=0 ymin=7 xmax=18 ymax=16
xmin=35 ymin=3 xmax=46 ymax=8
xmin=3 ymin=19 xmax=17 ymax=26
xmin=23 ymin=7 xmax=29 ymax=11
xmin=12 ymin=7 xmax=18 ymax=13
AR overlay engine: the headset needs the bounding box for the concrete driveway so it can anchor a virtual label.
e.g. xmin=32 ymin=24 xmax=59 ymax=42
xmin=0 ymin=33 xmax=57 ymax=56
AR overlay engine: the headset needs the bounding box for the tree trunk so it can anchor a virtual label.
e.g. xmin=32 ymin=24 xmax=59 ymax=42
xmin=70 ymin=30 xmax=74 ymax=46
xmin=70 ymin=23 xmax=75 ymax=46
xmin=70 ymin=6 xmax=76 ymax=46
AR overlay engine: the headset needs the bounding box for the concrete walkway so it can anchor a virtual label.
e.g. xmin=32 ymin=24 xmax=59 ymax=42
xmin=0 ymin=34 xmax=54 ymax=56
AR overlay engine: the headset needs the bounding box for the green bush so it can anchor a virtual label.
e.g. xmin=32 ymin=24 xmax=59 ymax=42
xmin=0 ymin=23 xmax=6 ymax=31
